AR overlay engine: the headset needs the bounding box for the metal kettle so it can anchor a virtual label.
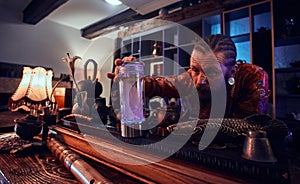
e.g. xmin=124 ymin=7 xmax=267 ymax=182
xmin=241 ymin=130 xmax=277 ymax=163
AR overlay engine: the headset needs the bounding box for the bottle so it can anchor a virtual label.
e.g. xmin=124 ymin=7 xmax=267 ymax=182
xmin=119 ymin=61 xmax=144 ymax=137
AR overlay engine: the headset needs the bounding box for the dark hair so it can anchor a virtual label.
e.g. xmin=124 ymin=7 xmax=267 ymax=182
xmin=204 ymin=34 xmax=236 ymax=60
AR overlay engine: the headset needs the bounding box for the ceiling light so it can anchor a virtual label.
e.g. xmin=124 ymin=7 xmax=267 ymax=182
xmin=105 ymin=0 xmax=122 ymax=5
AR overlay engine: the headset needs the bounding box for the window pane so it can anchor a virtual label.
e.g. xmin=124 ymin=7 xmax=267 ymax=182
xmin=235 ymin=41 xmax=250 ymax=63
xmin=211 ymin=24 xmax=221 ymax=34
xmin=203 ymin=14 xmax=221 ymax=37
xmin=229 ymin=17 xmax=249 ymax=36
xmin=253 ymin=12 xmax=271 ymax=32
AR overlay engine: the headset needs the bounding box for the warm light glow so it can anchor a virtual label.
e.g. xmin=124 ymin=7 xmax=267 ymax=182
xmin=53 ymin=87 xmax=66 ymax=109
xmin=105 ymin=0 xmax=122 ymax=6
xmin=8 ymin=67 xmax=54 ymax=112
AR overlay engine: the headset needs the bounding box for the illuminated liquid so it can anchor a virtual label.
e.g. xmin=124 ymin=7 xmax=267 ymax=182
xmin=119 ymin=62 xmax=145 ymax=124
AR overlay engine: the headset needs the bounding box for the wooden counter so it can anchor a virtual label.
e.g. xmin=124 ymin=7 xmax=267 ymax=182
xmin=50 ymin=122 xmax=289 ymax=184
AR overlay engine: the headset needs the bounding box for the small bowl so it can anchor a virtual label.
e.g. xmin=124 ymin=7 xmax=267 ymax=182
xmin=14 ymin=117 xmax=43 ymax=140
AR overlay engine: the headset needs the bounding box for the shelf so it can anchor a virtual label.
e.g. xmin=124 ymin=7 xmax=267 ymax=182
xmin=164 ymin=46 xmax=177 ymax=51
xmin=275 ymin=67 xmax=300 ymax=73
xmin=178 ymin=43 xmax=195 ymax=48
xmin=132 ymin=53 xmax=140 ymax=57
xmin=230 ymin=33 xmax=250 ymax=43
xmin=275 ymin=36 xmax=300 ymax=47
xmin=140 ymin=56 xmax=163 ymax=62
xmin=276 ymin=94 xmax=300 ymax=98
xmin=119 ymin=12 xmax=223 ymax=77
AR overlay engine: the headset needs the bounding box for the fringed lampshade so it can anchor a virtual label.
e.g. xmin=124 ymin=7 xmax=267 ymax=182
xmin=8 ymin=66 xmax=55 ymax=112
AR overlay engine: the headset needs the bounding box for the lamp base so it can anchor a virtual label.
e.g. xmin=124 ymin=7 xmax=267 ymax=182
xmin=14 ymin=115 xmax=43 ymax=140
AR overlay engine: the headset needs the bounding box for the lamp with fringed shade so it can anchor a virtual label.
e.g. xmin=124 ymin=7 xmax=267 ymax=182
xmin=8 ymin=66 xmax=55 ymax=113
xmin=8 ymin=66 xmax=56 ymax=140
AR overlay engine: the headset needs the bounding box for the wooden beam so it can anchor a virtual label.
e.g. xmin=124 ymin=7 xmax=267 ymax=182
xmin=81 ymin=8 xmax=137 ymax=39
xmin=81 ymin=0 xmax=267 ymax=39
xmin=23 ymin=0 xmax=69 ymax=25
xmin=81 ymin=8 xmax=159 ymax=39
xmin=81 ymin=0 xmax=221 ymax=39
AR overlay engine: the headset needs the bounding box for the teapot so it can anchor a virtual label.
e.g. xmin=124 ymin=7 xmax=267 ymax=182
xmin=72 ymin=59 xmax=104 ymax=116
xmin=77 ymin=59 xmax=103 ymax=99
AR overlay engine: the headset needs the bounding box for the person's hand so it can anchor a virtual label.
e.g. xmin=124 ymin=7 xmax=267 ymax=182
xmin=177 ymin=70 xmax=195 ymax=90
xmin=107 ymin=56 xmax=136 ymax=81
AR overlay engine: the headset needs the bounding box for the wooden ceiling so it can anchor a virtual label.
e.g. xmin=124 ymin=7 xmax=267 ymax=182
xmin=22 ymin=0 xmax=267 ymax=39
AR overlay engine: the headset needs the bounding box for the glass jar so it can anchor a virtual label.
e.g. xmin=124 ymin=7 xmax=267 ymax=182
xmin=119 ymin=62 xmax=144 ymax=137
